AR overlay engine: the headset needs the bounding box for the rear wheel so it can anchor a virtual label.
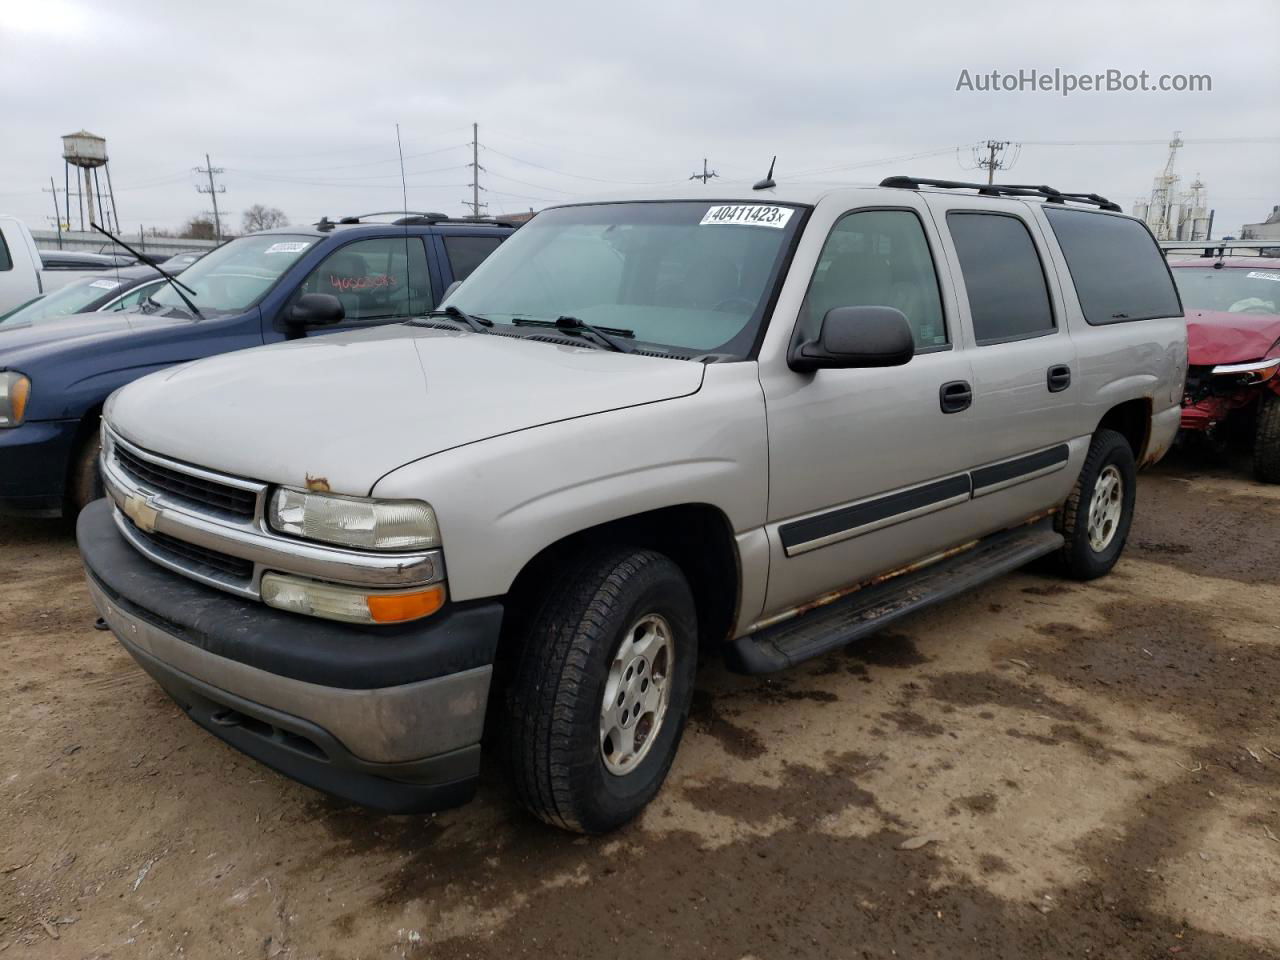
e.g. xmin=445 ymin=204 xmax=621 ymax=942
xmin=1055 ymin=428 xmax=1137 ymax=580
xmin=1254 ymin=392 xmax=1280 ymax=483
xmin=506 ymin=547 xmax=697 ymax=834
xmin=66 ymin=430 xmax=103 ymax=515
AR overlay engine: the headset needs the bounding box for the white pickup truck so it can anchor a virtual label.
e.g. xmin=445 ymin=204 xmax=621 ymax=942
xmin=0 ymin=215 xmax=120 ymax=315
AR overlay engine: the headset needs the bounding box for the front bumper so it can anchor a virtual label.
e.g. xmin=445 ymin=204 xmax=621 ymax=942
xmin=0 ymin=419 xmax=80 ymax=516
xmin=78 ymin=499 xmax=504 ymax=813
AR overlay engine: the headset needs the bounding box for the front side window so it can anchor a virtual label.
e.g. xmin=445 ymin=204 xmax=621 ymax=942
xmin=948 ymin=212 xmax=1055 ymax=344
xmin=799 ymin=209 xmax=947 ymax=349
xmin=445 ymin=201 xmax=803 ymax=357
xmin=1044 ymin=208 xmax=1182 ymax=324
xmin=149 ymin=234 xmax=316 ymax=317
xmin=444 ymin=235 xmax=502 ymax=283
xmin=298 ymin=237 xmax=432 ymax=322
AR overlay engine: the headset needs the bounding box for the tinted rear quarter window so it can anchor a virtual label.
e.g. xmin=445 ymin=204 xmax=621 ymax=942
xmin=444 ymin=235 xmax=503 ymax=283
xmin=947 ymin=212 xmax=1055 ymax=344
xmin=1044 ymin=208 xmax=1182 ymax=324
xmin=0 ymin=228 xmax=11 ymax=271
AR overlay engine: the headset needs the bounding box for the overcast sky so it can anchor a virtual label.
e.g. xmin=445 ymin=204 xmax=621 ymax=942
xmin=1 ymin=0 xmax=1276 ymax=238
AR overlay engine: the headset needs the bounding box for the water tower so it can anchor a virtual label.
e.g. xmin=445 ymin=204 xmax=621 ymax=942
xmin=62 ymin=130 xmax=119 ymax=232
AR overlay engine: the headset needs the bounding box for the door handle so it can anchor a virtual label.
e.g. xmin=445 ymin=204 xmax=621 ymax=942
xmin=1047 ymin=364 xmax=1072 ymax=393
xmin=939 ymin=380 xmax=972 ymax=414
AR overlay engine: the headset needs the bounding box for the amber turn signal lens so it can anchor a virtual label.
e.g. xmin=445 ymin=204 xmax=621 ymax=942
xmin=10 ymin=377 xmax=29 ymax=423
xmin=366 ymin=584 xmax=446 ymax=623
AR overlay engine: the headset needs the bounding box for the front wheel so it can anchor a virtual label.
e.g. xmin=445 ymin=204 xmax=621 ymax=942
xmin=506 ymin=547 xmax=697 ymax=834
xmin=1055 ymin=428 xmax=1137 ymax=580
xmin=66 ymin=429 xmax=103 ymax=516
xmin=1254 ymin=392 xmax=1280 ymax=483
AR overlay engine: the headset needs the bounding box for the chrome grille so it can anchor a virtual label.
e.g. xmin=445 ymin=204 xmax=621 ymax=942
xmin=128 ymin=521 xmax=254 ymax=581
xmin=114 ymin=443 xmax=257 ymax=518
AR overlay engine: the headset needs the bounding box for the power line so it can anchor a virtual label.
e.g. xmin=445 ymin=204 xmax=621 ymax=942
xmin=480 ymin=143 xmax=679 ymax=185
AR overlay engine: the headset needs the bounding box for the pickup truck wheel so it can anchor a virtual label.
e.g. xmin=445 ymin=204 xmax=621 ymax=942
xmin=506 ymin=547 xmax=697 ymax=834
xmin=67 ymin=431 xmax=104 ymax=515
xmin=1055 ymin=428 xmax=1136 ymax=580
xmin=1254 ymin=392 xmax=1280 ymax=483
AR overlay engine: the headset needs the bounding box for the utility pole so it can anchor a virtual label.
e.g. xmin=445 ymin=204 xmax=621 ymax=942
xmin=195 ymin=153 xmax=227 ymax=241
xmin=464 ymin=123 xmax=487 ymax=219
xmin=689 ymin=158 xmax=719 ymax=184
xmin=43 ymin=178 xmax=64 ymax=248
xmin=975 ymin=139 xmax=1017 ymax=184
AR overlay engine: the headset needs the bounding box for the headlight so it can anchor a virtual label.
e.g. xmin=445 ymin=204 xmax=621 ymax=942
xmin=0 ymin=372 xmax=31 ymax=427
xmin=268 ymin=488 xmax=441 ymax=551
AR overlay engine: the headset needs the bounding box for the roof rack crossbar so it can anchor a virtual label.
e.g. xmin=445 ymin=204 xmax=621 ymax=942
xmin=879 ymin=176 xmax=1122 ymax=212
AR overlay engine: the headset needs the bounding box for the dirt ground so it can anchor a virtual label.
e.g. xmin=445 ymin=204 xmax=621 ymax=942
xmin=2 ymin=449 xmax=1278 ymax=960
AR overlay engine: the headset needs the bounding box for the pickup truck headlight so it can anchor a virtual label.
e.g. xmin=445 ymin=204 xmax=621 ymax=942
xmin=268 ymin=488 xmax=441 ymax=551
xmin=0 ymin=372 xmax=31 ymax=427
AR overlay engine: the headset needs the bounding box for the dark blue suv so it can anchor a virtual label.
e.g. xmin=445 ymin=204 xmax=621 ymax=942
xmin=0 ymin=214 xmax=513 ymax=517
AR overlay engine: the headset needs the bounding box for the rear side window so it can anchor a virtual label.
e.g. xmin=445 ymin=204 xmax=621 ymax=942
xmin=947 ymin=212 xmax=1055 ymax=344
xmin=444 ymin=235 xmax=502 ymax=283
xmin=1044 ymin=208 xmax=1182 ymax=324
xmin=0 ymin=229 xmax=12 ymax=271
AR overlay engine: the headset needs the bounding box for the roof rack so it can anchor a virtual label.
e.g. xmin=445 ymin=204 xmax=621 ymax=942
xmin=314 ymin=211 xmax=515 ymax=229
xmin=879 ymin=176 xmax=1122 ymax=212
xmin=391 ymin=215 xmax=517 ymax=228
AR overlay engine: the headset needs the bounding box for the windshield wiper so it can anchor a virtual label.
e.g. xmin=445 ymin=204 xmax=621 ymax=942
xmin=89 ymin=223 xmax=204 ymax=321
xmin=511 ymin=315 xmax=635 ymax=353
xmin=419 ymin=305 xmax=492 ymax=334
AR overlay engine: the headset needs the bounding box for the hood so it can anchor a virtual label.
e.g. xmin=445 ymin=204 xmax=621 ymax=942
xmin=1185 ymin=310 xmax=1280 ymax=366
xmin=108 ymin=325 xmax=706 ymax=494
xmin=0 ymin=310 xmax=193 ymax=366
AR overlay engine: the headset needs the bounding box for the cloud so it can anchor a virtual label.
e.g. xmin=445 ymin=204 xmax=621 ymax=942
xmin=0 ymin=0 xmax=1275 ymax=235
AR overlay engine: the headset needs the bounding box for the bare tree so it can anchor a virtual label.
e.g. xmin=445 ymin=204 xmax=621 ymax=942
xmin=241 ymin=204 xmax=289 ymax=234
xmin=180 ymin=216 xmax=218 ymax=241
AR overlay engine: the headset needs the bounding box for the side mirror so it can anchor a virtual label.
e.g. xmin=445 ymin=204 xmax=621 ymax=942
xmin=790 ymin=305 xmax=915 ymax=372
xmin=288 ymin=293 xmax=345 ymax=327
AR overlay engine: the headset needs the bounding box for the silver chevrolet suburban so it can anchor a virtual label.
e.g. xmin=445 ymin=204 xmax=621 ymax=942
xmin=78 ymin=176 xmax=1187 ymax=834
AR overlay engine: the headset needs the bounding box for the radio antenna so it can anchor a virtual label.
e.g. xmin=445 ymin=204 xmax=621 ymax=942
xmin=752 ymin=156 xmax=777 ymax=191
xmin=396 ymin=122 xmax=414 ymax=317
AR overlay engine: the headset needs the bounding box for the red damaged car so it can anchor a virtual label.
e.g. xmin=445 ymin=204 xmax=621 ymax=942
xmin=1169 ymin=248 xmax=1280 ymax=482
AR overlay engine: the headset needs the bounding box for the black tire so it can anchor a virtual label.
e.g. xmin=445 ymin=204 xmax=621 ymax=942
xmin=506 ymin=547 xmax=697 ymax=834
xmin=1254 ymin=392 xmax=1280 ymax=483
xmin=66 ymin=430 xmax=103 ymax=516
xmin=1055 ymin=428 xmax=1137 ymax=581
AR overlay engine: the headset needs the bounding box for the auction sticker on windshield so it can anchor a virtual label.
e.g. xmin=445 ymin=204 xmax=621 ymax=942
xmin=700 ymin=205 xmax=794 ymax=229
xmin=265 ymin=241 xmax=311 ymax=255
xmin=89 ymin=279 xmax=121 ymax=290
xmin=1246 ymin=271 xmax=1280 ymax=283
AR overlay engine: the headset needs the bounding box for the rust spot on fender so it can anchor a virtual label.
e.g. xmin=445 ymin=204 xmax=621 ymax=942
xmin=305 ymin=474 xmax=331 ymax=492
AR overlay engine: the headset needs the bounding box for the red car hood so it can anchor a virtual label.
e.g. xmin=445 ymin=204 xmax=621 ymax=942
xmin=1186 ymin=310 xmax=1280 ymax=366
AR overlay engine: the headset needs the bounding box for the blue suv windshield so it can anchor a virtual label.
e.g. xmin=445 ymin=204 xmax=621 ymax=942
xmin=148 ymin=234 xmax=317 ymax=316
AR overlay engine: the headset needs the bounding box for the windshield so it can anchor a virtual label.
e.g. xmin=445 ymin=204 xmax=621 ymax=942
xmin=445 ymin=201 xmax=803 ymax=357
xmin=0 ymin=276 xmax=120 ymax=326
xmin=148 ymin=234 xmax=315 ymax=316
xmin=1173 ymin=266 xmax=1280 ymax=317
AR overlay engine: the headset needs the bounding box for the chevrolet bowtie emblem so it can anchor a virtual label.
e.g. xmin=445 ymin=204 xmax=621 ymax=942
xmin=123 ymin=493 xmax=161 ymax=533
